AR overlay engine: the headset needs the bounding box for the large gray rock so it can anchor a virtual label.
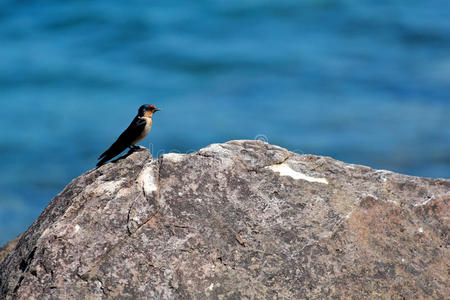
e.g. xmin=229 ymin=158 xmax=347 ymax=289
xmin=0 ymin=141 xmax=448 ymax=299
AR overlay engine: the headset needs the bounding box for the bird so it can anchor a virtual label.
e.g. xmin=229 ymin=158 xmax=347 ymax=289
xmin=96 ymin=104 xmax=160 ymax=167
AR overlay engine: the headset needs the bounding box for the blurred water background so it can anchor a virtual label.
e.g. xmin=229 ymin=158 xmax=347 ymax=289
xmin=1 ymin=0 xmax=449 ymax=244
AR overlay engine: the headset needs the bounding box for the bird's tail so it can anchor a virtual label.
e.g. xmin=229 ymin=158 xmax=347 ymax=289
xmin=96 ymin=142 xmax=127 ymax=168
xmin=96 ymin=156 xmax=110 ymax=168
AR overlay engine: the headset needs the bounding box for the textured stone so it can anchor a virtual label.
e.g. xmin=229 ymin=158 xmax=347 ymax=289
xmin=0 ymin=235 xmax=21 ymax=265
xmin=0 ymin=141 xmax=448 ymax=299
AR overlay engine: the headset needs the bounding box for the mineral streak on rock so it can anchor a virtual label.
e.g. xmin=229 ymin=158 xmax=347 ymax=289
xmin=0 ymin=141 xmax=448 ymax=299
xmin=265 ymin=162 xmax=329 ymax=184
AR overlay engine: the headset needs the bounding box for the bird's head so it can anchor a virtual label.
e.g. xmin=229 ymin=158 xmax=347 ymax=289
xmin=138 ymin=104 xmax=160 ymax=117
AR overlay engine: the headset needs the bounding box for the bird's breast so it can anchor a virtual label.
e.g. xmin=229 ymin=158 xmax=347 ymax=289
xmin=132 ymin=117 xmax=152 ymax=145
xmin=142 ymin=117 xmax=152 ymax=136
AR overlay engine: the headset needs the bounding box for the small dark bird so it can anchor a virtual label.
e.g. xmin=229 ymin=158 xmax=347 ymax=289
xmin=97 ymin=104 xmax=160 ymax=167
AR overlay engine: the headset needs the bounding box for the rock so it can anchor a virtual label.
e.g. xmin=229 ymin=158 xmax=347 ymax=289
xmin=0 ymin=235 xmax=21 ymax=265
xmin=0 ymin=141 xmax=448 ymax=299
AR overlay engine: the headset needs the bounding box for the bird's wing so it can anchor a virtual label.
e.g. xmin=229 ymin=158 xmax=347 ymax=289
xmin=97 ymin=117 xmax=147 ymax=167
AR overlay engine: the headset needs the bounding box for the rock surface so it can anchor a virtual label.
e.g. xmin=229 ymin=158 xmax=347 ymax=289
xmin=0 ymin=140 xmax=448 ymax=299
xmin=0 ymin=235 xmax=21 ymax=265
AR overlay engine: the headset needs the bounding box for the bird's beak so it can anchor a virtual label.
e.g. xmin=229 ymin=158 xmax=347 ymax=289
xmin=155 ymin=108 xmax=161 ymax=112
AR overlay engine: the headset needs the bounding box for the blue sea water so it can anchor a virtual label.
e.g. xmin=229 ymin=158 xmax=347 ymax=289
xmin=0 ymin=0 xmax=449 ymax=244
